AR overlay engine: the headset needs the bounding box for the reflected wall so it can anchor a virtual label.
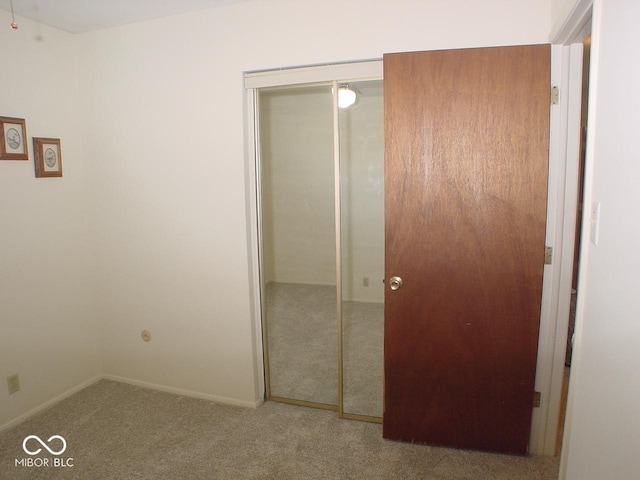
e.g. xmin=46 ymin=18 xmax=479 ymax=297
xmin=258 ymin=80 xmax=384 ymax=418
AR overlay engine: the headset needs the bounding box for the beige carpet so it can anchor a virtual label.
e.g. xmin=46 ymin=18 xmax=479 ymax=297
xmin=0 ymin=380 xmax=560 ymax=479
xmin=265 ymin=282 xmax=383 ymax=418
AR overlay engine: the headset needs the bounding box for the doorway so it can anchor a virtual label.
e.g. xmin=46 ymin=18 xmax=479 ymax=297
xmin=556 ymin=33 xmax=591 ymax=455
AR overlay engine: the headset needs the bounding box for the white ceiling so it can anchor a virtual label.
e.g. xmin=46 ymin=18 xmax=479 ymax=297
xmin=3 ymin=0 xmax=251 ymax=34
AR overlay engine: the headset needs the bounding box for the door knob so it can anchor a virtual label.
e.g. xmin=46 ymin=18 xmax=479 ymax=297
xmin=389 ymin=276 xmax=403 ymax=291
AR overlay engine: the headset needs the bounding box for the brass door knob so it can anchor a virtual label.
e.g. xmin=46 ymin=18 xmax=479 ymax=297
xmin=389 ymin=276 xmax=403 ymax=291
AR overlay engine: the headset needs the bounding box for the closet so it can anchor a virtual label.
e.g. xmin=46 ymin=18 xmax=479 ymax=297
xmin=252 ymin=69 xmax=385 ymax=422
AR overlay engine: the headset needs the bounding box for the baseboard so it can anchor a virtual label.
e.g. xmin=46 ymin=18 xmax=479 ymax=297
xmin=102 ymin=374 xmax=263 ymax=409
xmin=0 ymin=374 xmax=263 ymax=433
xmin=0 ymin=375 xmax=104 ymax=433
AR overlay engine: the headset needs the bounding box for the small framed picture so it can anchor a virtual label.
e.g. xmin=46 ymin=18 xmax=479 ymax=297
xmin=33 ymin=137 xmax=63 ymax=178
xmin=0 ymin=116 xmax=29 ymax=160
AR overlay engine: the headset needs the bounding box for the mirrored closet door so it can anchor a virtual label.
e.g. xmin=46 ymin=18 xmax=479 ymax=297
xmin=338 ymin=80 xmax=384 ymax=419
xmin=259 ymin=85 xmax=338 ymax=408
xmin=256 ymin=74 xmax=383 ymax=421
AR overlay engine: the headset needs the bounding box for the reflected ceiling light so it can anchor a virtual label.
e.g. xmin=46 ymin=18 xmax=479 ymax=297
xmin=338 ymin=86 xmax=357 ymax=108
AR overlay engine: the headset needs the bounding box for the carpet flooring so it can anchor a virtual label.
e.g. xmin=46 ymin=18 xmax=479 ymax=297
xmin=265 ymin=282 xmax=383 ymax=418
xmin=0 ymin=380 xmax=560 ymax=479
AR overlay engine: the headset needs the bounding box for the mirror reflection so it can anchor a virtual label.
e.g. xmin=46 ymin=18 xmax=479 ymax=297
xmin=260 ymin=86 xmax=338 ymax=406
xmin=339 ymin=81 xmax=384 ymax=418
xmin=258 ymin=80 xmax=384 ymax=418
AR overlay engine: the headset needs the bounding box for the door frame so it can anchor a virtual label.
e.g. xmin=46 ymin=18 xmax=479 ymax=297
xmin=544 ymin=0 xmax=594 ymax=462
xmin=242 ymin=61 xmax=384 ymax=418
xmin=528 ymin=0 xmax=593 ymax=457
xmin=529 ymin=42 xmax=584 ymax=456
xmin=242 ymin=45 xmax=585 ymax=454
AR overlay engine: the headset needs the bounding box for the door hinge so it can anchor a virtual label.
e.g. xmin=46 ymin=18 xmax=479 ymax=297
xmin=551 ymin=86 xmax=560 ymax=105
xmin=533 ymin=391 xmax=542 ymax=408
xmin=544 ymin=246 xmax=553 ymax=265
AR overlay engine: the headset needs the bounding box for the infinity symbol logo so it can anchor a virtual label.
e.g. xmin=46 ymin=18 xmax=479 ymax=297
xmin=22 ymin=435 xmax=67 ymax=456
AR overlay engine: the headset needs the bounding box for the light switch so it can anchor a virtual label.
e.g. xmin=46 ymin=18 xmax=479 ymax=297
xmin=590 ymin=202 xmax=601 ymax=246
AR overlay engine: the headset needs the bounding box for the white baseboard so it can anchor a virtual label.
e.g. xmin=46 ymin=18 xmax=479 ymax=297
xmin=0 ymin=374 xmax=263 ymax=433
xmin=0 ymin=375 xmax=104 ymax=433
xmin=101 ymin=374 xmax=263 ymax=409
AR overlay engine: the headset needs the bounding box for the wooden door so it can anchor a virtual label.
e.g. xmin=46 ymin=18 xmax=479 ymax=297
xmin=383 ymin=45 xmax=550 ymax=455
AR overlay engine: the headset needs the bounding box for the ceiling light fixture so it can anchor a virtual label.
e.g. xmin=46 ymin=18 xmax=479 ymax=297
xmin=338 ymin=86 xmax=357 ymax=108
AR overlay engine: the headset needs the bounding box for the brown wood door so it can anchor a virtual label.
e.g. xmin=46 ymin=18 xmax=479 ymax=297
xmin=383 ymin=45 xmax=550 ymax=455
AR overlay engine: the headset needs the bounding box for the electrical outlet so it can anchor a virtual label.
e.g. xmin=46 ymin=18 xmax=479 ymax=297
xmin=363 ymin=277 xmax=369 ymax=287
xmin=7 ymin=374 xmax=20 ymax=395
xmin=141 ymin=330 xmax=152 ymax=342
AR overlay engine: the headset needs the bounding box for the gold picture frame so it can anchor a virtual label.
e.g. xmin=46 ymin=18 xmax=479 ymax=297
xmin=33 ymin=137 xmax=63 ymax=178
xmin=0 ymin=116 xmax=29 ymax=160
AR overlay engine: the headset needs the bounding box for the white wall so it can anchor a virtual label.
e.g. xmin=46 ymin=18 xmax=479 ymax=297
xmin=340 ymin=82 xmax=385 ymax=303
xmin=76 ymin=0 xmax=550 ymax=406
xmin=0 ymin=12 xmax=101 ymax=428
xmin=260 ymin=83 xmax=384 ymax=303
xmin=560 ymin=0 xmax=640 ymax=478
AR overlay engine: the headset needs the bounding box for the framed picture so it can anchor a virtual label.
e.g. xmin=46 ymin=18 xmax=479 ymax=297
xmin=33 ymin=137 xmax=63 ymax=178
xmin=0 ymin=116 xmax=28 ymax=160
